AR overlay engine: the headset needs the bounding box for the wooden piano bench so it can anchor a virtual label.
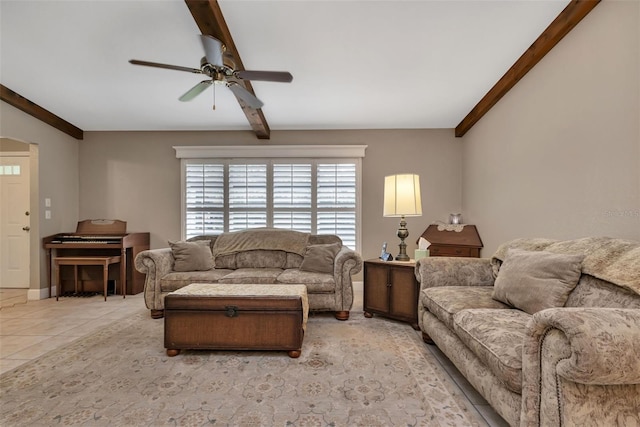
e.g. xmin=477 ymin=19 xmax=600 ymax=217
xmin=54 ymin=256 xmax=122 ymax=302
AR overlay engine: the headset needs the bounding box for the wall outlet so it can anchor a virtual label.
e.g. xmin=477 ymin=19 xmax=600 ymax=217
xmin=45 ymin=210 xmax=51 ymax=219
xmin=45 ymin=198 xmax=51 ymax=207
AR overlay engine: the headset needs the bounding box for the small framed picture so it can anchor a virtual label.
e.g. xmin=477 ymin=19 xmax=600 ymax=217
xmin=380 ymin=242 xmax=394 ymax=261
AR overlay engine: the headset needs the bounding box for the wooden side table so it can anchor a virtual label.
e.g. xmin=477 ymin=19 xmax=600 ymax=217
xmin=363 ymin=259 xmax=419 ymax=329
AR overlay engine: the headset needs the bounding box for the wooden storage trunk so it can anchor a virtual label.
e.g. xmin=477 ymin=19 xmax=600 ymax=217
xmin=164 ymin=283 xmax=308 ymax=358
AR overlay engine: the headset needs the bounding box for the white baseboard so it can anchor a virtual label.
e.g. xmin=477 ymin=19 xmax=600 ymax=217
xmin=28 ymin=286 xmax=53 ymax=300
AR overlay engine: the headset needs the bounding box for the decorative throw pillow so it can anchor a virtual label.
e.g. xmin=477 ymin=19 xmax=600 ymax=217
xmin=492 ymin=248 xmax=584 ymax=314
xmin=169 ymin=240 xmax=213 ymax=272
xmin=299 ymin=243 xmax=341 ymax=274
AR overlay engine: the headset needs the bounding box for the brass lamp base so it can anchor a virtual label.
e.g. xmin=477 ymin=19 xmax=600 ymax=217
xmin=395 ymin=215 xmax=410 ymax=261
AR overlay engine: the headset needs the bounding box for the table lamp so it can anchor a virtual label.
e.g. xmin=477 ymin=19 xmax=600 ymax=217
xmin=383 ymin=174 xmax=422 ymax=261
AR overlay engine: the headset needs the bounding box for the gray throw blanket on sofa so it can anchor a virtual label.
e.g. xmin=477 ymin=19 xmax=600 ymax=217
xmin=491 ymin=237 xmax=640 ymax=295
xmin=212 ymin=228 xmax=310 ymax=257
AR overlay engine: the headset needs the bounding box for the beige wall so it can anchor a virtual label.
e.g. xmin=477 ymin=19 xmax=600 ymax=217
xmin=0 ymin=102 xmax=80 ymax=292
xmin=79 ymin=129 xmax=462 ymax=266
xmin=0 ymin=137 xmax=30 ymax=151
xmin=461 ymin=0 xmax=640 ymax=254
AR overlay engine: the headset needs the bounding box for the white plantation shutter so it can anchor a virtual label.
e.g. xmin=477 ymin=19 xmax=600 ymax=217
xmin=317 ymin=163 xmax=357 ymax=248
xmin=317 ymin=212 xmax=357 ymax=248
xmin=228 ymin=164 xmax=267 ymax=231
xmin=229 ymin=164 xmax=267 ymax=208
xmin=317 ymin=163 xmax=356 ymax=208
xmin=179 ymin=146 xmax=365 ymax=250
xmin=273 ymin=164 xmax=312 ymax=232
xmin=185 ymin=163 xmax=224 ymax=239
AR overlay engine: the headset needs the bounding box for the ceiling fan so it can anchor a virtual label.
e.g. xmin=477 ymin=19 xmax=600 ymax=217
xmin=129 ymin=35 xmax=293 ymax=109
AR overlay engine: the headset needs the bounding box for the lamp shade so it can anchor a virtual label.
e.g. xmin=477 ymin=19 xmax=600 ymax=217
xmin=383 ymin=174 xmax=422 ymax=217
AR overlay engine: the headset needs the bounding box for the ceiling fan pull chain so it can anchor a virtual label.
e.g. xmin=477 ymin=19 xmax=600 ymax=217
xmin=212 ymin=81 xmax=216 ymax=110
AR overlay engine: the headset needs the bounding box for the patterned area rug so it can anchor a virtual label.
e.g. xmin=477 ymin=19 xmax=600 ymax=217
xmin=0 ymin=310 xmax=484 ymax=426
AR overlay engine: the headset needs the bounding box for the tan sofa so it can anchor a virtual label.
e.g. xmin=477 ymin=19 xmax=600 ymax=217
xmin=416 ymin=237 xmax=640 ymax=426
xmin=135 ymin=228 xmax=362 ymax=320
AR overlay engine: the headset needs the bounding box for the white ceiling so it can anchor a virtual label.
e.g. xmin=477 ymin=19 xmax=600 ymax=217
xmin=0 ymin=0 xmax=569 ymax=133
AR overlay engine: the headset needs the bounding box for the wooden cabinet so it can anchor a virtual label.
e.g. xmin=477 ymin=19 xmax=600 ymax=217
xmin=428 ymin=246 xmax=478 ymax=257
xmin=363 ymin=259 xmax=419 ymax=329
xmin=419 ymin=224 xmax=483 ymax=258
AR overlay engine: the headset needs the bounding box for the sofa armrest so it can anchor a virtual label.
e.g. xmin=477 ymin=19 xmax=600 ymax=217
xmin=527 ymin=308 xmax=640 ymax=385
xmin=415 ymin=257 xmax=494 ymax=291
xmin=521 ymin=308 xmax=640 ymax=427
xmin=332 ymin=246 xmax=363 ymax=311
xmin=134 ymin=248 xmax=174 ymax=310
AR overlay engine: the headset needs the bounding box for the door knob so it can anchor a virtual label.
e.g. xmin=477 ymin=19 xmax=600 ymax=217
xmin=22 ymin=226 xmax=30 ymax=231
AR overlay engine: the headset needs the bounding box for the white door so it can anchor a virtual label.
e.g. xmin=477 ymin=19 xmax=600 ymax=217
xmin=0 ymin=155 xmax=31 ymax=288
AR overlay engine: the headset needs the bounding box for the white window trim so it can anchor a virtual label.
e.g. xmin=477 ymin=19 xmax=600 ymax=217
xmin=176 ymin=145 xmax=367 ymax=251
xmin=174 ymin=145 xmax=367 ymax=159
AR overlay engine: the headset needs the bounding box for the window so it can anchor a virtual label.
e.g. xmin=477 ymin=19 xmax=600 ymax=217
xmin=177 ymin=145 xmax=366 ymax=250
xmin=0 ymin=165 xmax=21 ymax=175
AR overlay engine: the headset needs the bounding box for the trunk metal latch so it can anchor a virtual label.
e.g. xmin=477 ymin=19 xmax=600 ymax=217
xmin=225 ymin=305 xmax=239 ymax=318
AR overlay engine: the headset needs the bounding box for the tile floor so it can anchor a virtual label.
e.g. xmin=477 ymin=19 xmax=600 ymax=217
xmin=0 ymin=289 xmax=145 ymax=375
xmin=0 ymin=287 xmax=508 ymax=427
xmin=0 ymin=288 xmax=28 ymax=310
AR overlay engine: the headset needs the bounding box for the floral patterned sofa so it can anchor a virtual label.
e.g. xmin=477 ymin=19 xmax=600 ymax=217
xmin=416 ymin=237 xmax=640 ymax=426
xmin=135 ymin=228 xmax=362 ymax=321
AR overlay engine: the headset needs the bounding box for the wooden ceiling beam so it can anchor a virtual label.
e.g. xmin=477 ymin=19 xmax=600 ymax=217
xmin=455 ymin=0 xmax=601 ymax=138
xmin=0 ymin=84 xmax=84 ymax=140
xmin=185 ymin=0 xmax=270 ymax=139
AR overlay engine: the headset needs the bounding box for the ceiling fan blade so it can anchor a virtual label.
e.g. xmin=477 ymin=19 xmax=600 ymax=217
xmin=179 ymin=80 xmax=213 ymax=102
xmin=227 ymin=83 xmax=264 ymax=109
xmin=235 ymin=70 xmax=293 ymax=83
xmin=199 ymin=35 xmax=224 ymax=67
xmin=129 ymin=59 xmax=201 ymax=74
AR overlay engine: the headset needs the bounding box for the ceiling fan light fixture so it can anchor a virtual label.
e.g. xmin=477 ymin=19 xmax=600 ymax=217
xmin=199 ymin=35 xmax=224 ymax=68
